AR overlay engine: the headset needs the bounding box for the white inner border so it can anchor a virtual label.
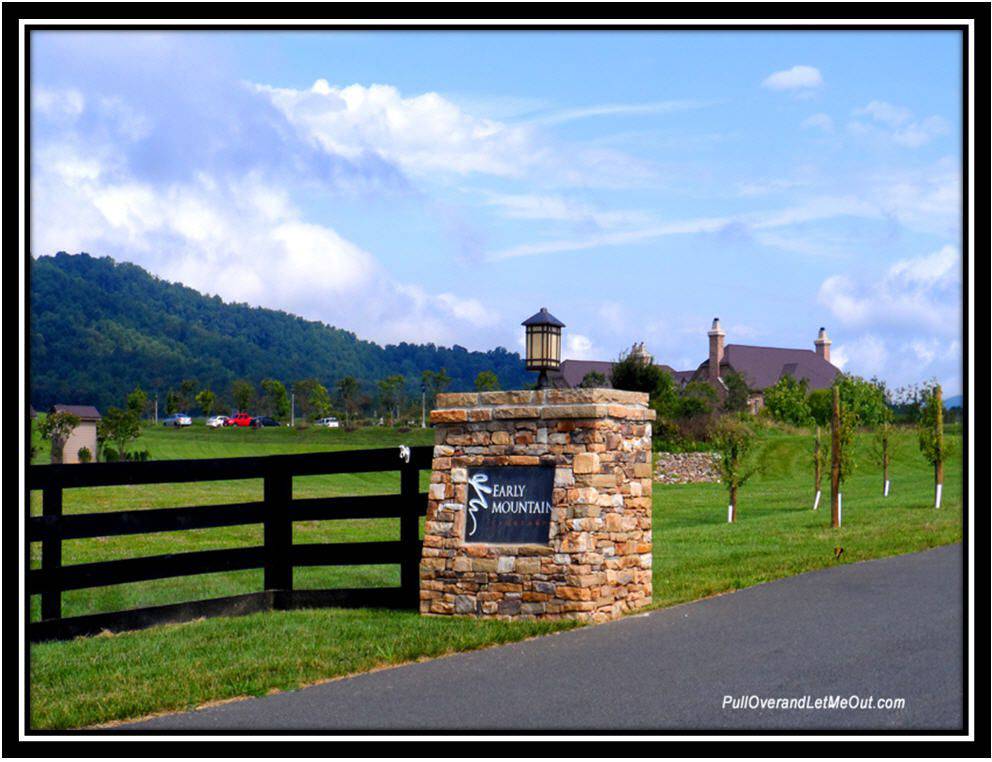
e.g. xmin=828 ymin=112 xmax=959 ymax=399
xmin=16 ymin=16 xmax=977 ymax=745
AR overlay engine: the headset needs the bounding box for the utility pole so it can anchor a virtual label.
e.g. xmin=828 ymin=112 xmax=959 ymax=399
xmin=154 ymin=395 xmax=158 ymax=425
xmin=290 ymin=391 xmax=295 ymax=428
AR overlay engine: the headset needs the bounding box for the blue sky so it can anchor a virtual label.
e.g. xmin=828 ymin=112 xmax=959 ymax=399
xmin=30 ymin=29 xmax=963 ymax=394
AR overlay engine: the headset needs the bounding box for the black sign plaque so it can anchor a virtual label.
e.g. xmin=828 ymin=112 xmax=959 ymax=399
xmin=464 ymin=465 xmax=555 ymax=544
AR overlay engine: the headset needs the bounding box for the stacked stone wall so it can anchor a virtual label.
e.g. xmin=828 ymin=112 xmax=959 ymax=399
xmin=653 ymin=452 xmax=721 ymax=484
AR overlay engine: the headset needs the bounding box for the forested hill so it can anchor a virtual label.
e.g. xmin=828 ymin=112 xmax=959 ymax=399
xmin=30 ymin=253 xmax=532 ymax=411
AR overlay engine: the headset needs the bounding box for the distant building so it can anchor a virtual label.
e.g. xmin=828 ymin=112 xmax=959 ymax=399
xmin=50 ymin=404 xmax=102 ymax=463
xmin=551 ymin=319 xmax=840 ymax=413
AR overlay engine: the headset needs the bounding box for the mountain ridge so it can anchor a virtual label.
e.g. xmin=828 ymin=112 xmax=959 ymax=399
xmin=29 ymin=252 xmax=533 ymax=411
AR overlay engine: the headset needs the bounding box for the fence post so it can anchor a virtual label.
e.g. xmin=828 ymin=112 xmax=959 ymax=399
xmin=263 ymin=464 xmax=293 ymax=592
xmin=41 ymin=486 xmax=63 ymax=621
xmin=399 ymin=463 xmax=421 ymax=609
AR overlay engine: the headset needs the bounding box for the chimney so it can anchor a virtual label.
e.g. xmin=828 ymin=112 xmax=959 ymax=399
xmin=630 ymin=341 xmax=653 ymax=366
xmin=708 ymin=317 xmax=725 ymax=382
xmin=815 ymin=326 xmax=832 ymax=363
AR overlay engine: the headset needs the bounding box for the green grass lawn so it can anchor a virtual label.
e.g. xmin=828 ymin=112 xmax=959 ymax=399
xmin=28 ymin=422 xmax=963 ymax=729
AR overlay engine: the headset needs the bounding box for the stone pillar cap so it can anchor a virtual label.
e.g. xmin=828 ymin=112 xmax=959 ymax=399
xmin=431 ymin=388 xmax=654 ymax=424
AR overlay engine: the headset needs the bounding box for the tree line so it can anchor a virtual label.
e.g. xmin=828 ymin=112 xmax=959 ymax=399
xmin=130 ymin=367 xmax=503 ymax=429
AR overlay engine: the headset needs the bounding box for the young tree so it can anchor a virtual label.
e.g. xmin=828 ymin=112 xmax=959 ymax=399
xmin=421 ymin=369 xmax=451 ymax=410
xmin=834 ymin=374 xmax=890 ymax=426
xmin=178 ymin=379 xmax=198 ymax=412
xmin=126 ymin=385 xmax=148 ymax=419
xmin=231 ymin=379 xmax=255 ymax=413
xmin=336 ymin=376 xmax=362 ymax=429
xmin=711 ymin=417 xmax=758 ymax=523
xmin=812 ymin=426 xmax=825 ymax=510
xmin=808 ymin=388 xmax=833 ymax=426
xmin=196 ymin=389 xmax=217 ymax=418
xmin=292 ymin=378 xmax=316 ymax=420
xmin=871 ymin=420 xmax=893 ymax=497
xmin=260 ymin=379 xmax=291 ymax=420
xmin=829 ymin=385 xmax=857 ymax=528
xmin=310 ymin=382 xmax=333 ymax=420
xmin=38 ymin=410 xmax=81 ymax=464
xmin=721 ymin=369 xmax=751 ymax=413
xmin=918 ymin=384 xmax=947 ymax=508
xmin=377 ymin=375 xmax=406 ymax=425
xmin=677 ymin=380 xmax=717 ymax=418
xmin=650 ymin=370 xmax=681 ymax=419
xmin=578 ymin=370 xmax=608 ymax=389
xmin=98 ymin=407 xmax=142 ymax=460
xmin=292 ymin=378 xmax=331 ymax=421
xmin=891 ymin=381 xmax=928 ymax=424
xmin=474 ymin=370 xmax=500 ymax=392
xmin=763 ymin=374 xmax=812 ymax=426
xmin=610 ymin=350 xmax=663 ymax=395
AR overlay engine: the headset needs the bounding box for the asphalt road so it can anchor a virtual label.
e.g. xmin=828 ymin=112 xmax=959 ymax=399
xmin=125 ymin=544 xmax=964 ymax=732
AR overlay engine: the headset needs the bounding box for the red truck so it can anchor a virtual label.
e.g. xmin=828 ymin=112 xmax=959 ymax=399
xmin=225 ymin=412 xmax=254 ymax=427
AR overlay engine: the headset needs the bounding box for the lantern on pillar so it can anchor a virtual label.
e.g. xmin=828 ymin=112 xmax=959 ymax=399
xmin=522 ymin=307 xmax=565 ymax=389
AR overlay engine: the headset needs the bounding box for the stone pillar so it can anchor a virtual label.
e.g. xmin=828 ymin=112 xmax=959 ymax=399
xmin=419 ymin=388 xmax=655 ymax=623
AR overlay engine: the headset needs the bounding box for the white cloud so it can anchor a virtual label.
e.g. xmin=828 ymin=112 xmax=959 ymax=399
xmin=887 ymin=243 xmax=960 ymax=288
xmin=564 ymin=333 xmax=596 ymax=360
xmin=32 ymin=87 xmax=85 ymax=123
xmin=483 ymin=153 xmax=961 ymax=262
xmin=762 ymin=65 xmax=823 ymax=91
xmin=254 ymin=80 xmax=662 ymax=190
xmin=597 ymin=301 xmax=626 ymax=334
xmin=485 ymin=195 xmax=879 ymax=261
xmin=855 ymin=100 xmax=912 ymax=127
xmin=833 ymin=334 xmax=961 ymax=391
xmin=863 ymin=158 xmax=961 ymax=237
xmin=525 ymin=99 xmax=708 ymax=127
xmin=486 ymin=215 xmax=730 ymax=260
xmin=96 ymin=96 xmax=152 ymax=141
xmin=480 ymin=192 xmax=650 ymax=229
xmin=849 ymin=100 xmax=949 ymax=148
xmin=891 ymin=117 xmax=950 ymax=148
xmin=435 ymin=292 xmax=498 ymax=328
xmin=736 ymin=178 xmax=807 ymax=197
xmin=255 ymin=80 xmax=537 ymax=178
xmin=801 ymin=113 xmax=834 ymax=132
xmin=830 ymin=335 xmax=888 ymax=376
xmin=817 ymin=245 xmax=962 ymax=336
xmin=30 ymin=142 xmax=503 ymax=348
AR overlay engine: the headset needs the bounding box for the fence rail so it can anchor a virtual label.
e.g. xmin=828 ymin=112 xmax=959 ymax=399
xmin=27 ymin=445 xmax=433 ymax=642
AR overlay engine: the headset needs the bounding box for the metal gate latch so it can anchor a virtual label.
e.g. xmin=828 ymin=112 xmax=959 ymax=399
xmin=398 ymin=445 xmax=411 ymax=463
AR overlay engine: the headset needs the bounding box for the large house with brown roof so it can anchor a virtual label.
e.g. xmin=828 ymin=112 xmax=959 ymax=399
xmin=551 ymin=319 xmax=840 ymax=414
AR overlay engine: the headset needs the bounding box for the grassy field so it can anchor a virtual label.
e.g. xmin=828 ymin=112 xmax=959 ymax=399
xmin=28 ymin=421 xmax=963 ymax=729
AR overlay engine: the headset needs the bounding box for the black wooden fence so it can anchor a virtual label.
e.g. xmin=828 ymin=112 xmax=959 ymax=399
xmin=27 ymin=446 xmax=433 ymax=642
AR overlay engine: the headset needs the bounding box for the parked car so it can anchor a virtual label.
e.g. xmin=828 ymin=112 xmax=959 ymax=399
xmin=251 ymin=416 xmax=280 ymax=428
xmin=315 ymin=416 xmax=340 ymax=428
xmin=162 ymin=413 xmax=192 ymax=427
xmin=206 ymin=415 xmax=229 ymax=428
xmin=225 ymin=412 xmax=254 ymax=427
